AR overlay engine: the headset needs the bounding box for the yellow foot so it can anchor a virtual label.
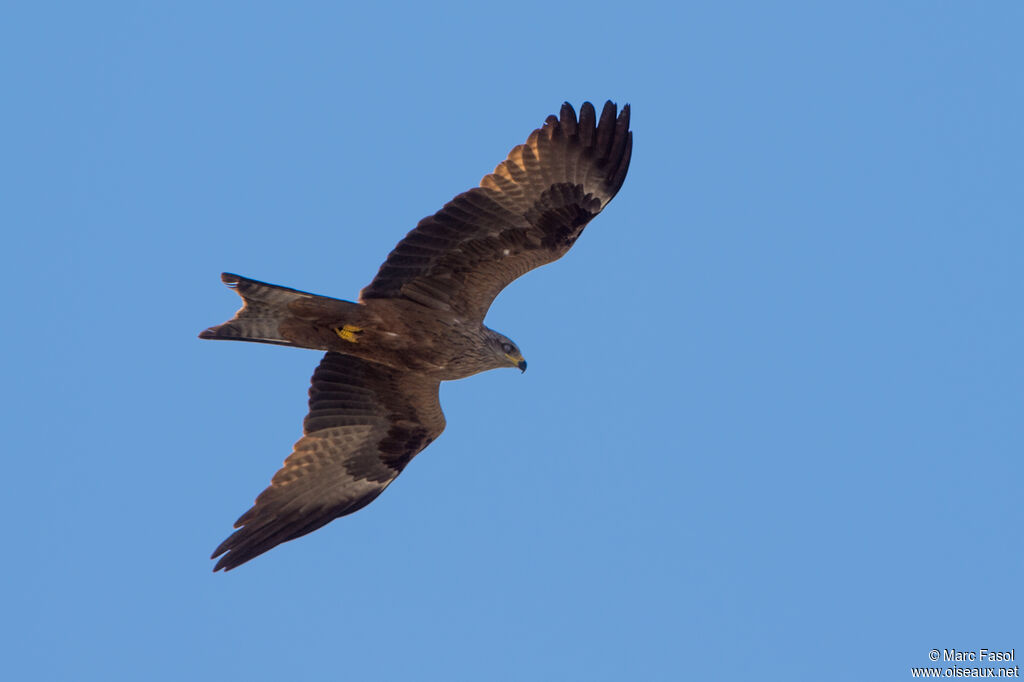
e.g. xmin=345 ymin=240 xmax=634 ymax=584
xmin=334 ymin=324 xmax=363 ymax=343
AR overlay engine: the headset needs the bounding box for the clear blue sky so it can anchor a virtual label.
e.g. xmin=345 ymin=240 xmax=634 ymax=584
xmin=3 ymin=2 xmax=1021 ymax=680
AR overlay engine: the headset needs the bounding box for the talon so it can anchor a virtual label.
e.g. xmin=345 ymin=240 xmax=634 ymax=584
xmin=334 ymin=324 xmax=363 ymax=343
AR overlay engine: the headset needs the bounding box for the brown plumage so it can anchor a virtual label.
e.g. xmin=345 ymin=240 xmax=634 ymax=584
xmin=201 ymin=101 xmax=632 ymax=571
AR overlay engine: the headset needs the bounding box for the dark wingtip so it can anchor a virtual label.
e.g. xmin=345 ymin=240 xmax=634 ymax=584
xmin=609 ymin=132 xmax=632 ymax=193
xmin=578 ymin=102 xmax=597 ymax=146
xmin=606 ymin=102 xmax=632 ymax=192
xmin=559 ymin=102 xmax=579 ymax=136
xmin=211 ymin=540 xmax=239 ymax=572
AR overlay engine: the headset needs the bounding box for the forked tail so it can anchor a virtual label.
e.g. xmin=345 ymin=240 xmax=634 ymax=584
xmin=199 ymin=273 xmax=355 ymax=348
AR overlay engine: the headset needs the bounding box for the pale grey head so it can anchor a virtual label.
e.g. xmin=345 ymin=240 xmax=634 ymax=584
xmin=483 ymin=327 xmax=527 ymax=373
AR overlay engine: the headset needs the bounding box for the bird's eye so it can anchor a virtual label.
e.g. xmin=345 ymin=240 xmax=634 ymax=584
xmin=501 ymin=343 xmax=513 ymax=354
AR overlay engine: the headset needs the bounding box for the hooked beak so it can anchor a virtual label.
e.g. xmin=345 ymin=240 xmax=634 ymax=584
xmin=505 ymin=352 xmax=527 ymax=373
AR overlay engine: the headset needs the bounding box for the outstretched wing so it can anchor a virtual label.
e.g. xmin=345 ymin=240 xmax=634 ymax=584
xmin=360 ymin=100 xmax=632 ymax=323
xmin=211 ymin=353 xmax=445 ymax=571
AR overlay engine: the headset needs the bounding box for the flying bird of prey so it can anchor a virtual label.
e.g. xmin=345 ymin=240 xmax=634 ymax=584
xmin=201 ymin=100 xmax=632 ymax=571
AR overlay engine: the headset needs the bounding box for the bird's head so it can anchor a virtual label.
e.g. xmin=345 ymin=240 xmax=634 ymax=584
xmin=486 ymin=329 xmax=527 ymax=372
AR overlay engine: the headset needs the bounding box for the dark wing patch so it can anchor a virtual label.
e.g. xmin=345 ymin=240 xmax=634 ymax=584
xmin=359 ymin=101 xmax=632 ymax=323
xmin=211 ymin=353 xmax=445 ymax=571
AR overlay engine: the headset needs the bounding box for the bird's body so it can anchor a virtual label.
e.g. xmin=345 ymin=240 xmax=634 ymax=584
xmin=209 ymin=276 xmax=508 ymax=377
xmin=201 ymin=101 xmax=632 ymax=570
